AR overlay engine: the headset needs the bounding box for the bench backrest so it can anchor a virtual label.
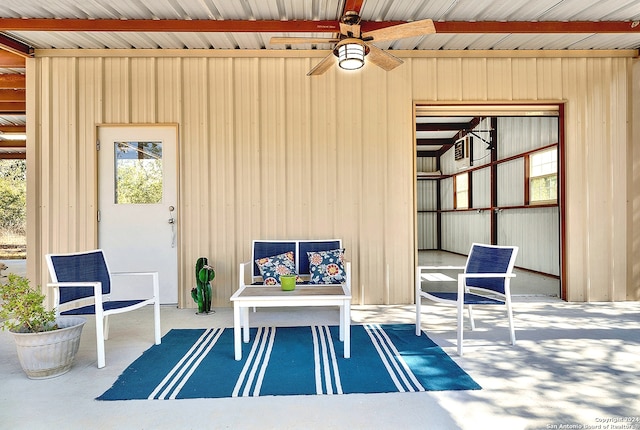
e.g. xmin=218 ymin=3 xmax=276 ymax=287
xmin=251 ymin=239 xmax=342 ymax=282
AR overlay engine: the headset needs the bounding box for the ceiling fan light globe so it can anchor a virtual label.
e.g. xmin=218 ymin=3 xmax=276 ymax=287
xmin=337 ymin=43 xmax=365 ymax=70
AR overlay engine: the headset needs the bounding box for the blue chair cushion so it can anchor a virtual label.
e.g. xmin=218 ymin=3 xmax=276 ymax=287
xmin=428 ymin=291 xmax=505 ymax=305
xmin=255 ymin=251 xmax=301 ymax=285
xmin=307 ymin=248 xmax=346 ymax=284
xmin=60 ymin=300 xmax=146 ymax=315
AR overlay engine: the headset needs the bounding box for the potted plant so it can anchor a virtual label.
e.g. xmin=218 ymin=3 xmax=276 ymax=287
xmin=191 ymin=257 xmax=215 ymax=314
xmin=0 ymin=273 xmax=85 ymax=379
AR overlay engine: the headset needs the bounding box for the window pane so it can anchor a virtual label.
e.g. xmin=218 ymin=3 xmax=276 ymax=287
xmin=530 ymin=148 xmax=557 ymax=203
xmin=456 ymin=173 xmax=469 ymax=209
xmin=531 ymin=176 xmax=557 ymax=202
xmin=115 ymin=141 xmax=163 ymax=204
xmin=531 ymin=149 xmax=557 ymax=177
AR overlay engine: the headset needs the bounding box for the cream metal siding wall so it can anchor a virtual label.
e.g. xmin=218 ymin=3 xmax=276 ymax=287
xmin=27 ymin=50 xmax=636 ymax=304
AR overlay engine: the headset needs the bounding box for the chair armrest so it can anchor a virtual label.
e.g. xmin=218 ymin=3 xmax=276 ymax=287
xmin=111 ymin=271 xmax=158 ymax=277
xmin=418 ymin=265 xmax=466 ymax=270
xmin=48 ymin=281 xmax=101 ymax=288
xmin=48 ymin=282 xmax=104 ymax=317
xmin=343 ymin=261 xmax=351 ymax=293
xmin=110 ymin=271 xmax=160 ymax=299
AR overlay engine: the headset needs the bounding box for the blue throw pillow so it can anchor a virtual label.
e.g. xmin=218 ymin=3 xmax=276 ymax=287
xmin=307 ymin=249 xmax=346 ymax=284
xmin=255 ymin=251 xmax=300 ymax=285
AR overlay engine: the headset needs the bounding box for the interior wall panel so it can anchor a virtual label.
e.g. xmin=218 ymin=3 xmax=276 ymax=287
xmin=27 ymin=51 xmax=636 ymax=305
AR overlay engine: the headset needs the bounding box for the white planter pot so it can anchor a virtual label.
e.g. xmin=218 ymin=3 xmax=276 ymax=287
xmin=11 ymin=316 xmax=86 ymax=379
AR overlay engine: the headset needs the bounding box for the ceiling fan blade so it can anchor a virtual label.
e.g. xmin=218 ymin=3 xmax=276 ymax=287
xmin=362 ymin=18 xmax=435 ymax=43
xmin=366 ymin=44 xmax=404 ymax=71
xmin=270 ymin=37 xmax=340 ymax=45
xmin=307 ymin=53 xmax=336 ymax=76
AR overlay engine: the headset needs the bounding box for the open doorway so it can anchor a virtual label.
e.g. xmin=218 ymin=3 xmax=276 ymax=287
xmin=0 ymin=159 xmax=26 ymax=278
xmin=414 ymin=104 xmax=564 ymax=298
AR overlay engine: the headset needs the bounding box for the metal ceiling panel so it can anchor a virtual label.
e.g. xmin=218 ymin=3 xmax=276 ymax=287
xmin=3 ymin=0 xmax=640 ymax=52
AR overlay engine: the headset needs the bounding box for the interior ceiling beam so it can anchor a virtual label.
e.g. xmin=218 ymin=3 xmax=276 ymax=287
xmin=1 ymin=18 xmax=639 ymax=34
xmin=0 ymin=33 xmax=33 ymax=57
xmin=417 ymin=138 xmax=454 ymax=145
xmin=416 ymin=122 xmax=474 ymax=132
xmin=0 ymin=50 xmax=25 ymax=67
xmin=417 ymin=151 xmax=440 ymax=158
xmin=0 ymin=74 xmax=25 ymax=89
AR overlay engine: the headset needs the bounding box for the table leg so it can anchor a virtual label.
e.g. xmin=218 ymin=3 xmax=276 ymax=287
xmin=339 ymin=304 xmax=345 ymax=341
xmin=234 ymin=303 xmax=241 ymax=361
xmin=242 ymin=306 xmax=250 ymax=343
xmin=343 ymin=299 xmax=351 ymax=359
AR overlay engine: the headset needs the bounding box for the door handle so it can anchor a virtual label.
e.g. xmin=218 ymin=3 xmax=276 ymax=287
xmin=168 ymin=206 xmax=176 ymax=247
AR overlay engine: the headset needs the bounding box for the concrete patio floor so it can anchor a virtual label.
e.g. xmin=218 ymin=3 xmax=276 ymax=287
xmin=1 ymin=296 xmax=639 ymax=430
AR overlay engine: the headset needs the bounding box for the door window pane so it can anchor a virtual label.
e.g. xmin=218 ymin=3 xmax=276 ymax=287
xmin=115 ymin=141 xmax=163 ymax=204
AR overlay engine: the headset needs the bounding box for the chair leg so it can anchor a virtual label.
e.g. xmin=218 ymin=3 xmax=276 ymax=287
xmin=457 ymin=296 xmax=464 ymax=356
xmin=95 ymin=315 xmax=106 ymax=369
xmin=457 ymin=274 xmax=465 ymax=356
xmin=468 ymin=305 xmax=476 ymax=330
xmin=103 ymin=315 xmax=110 ymax=340
xmin=506 ymin=299 xmax=516 ymax=345
xmin=415 ymin=296 xmax=422 ymax=336
xmin=416 ymin=267 xmax=422 ymax=336
xmin=154 ymin=298 xmax=161 ymax=345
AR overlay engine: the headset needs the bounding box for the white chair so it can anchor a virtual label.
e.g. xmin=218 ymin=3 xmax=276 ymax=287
xmin=46 ymin=249 xmax=161 ymax=368
xmin=415 ymin=243 xmax=519 ymax=356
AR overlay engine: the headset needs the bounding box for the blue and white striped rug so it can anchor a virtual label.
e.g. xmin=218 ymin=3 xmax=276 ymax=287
xmin=97 ymin=324 xmax=480 ymax=400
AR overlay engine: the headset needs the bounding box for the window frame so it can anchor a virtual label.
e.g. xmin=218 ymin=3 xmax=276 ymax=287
xmin=527 ymin=146 xmax=558 ymax=205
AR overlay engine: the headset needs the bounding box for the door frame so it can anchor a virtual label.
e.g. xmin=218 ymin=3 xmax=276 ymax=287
xmin=412 ymin=102 xmax=566 ymax=300
xmin=96 ymin=123 xmax=181 ymax=304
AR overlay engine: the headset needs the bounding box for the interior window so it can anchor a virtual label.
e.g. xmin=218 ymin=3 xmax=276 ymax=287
xmin=454 ymin=173 xmax=469 ymax=209
xmin=529 ymin=147 xmax=557 ymax=204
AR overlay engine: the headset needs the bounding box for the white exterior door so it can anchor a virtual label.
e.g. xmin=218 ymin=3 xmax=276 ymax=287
xmin=98 ymin=125 xmax=179 ymax=304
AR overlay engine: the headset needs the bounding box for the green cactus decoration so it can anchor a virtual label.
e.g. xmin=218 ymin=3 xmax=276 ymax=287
xmin=191 ymin=257 xmax=215 ymax=314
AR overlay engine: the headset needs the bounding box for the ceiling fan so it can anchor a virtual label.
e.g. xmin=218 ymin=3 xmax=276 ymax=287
xmin=270 ymin=11 xmax=436 ymax=76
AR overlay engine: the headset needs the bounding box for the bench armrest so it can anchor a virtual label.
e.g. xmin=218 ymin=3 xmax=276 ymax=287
xmin=239 ymin=261 xmax=251 ymax=290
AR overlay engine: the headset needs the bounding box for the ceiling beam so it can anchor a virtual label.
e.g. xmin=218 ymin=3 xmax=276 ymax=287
xmin=0 ymin=89 xmax=25 ymax=103
xmin=0 ymin=33 xmax=33 ymax=57
xmin=417 ymin=138 xmax=454 ymax=146
xmin=0 ymin=74 xmax=25 ymax=89
xmin=0 ymin=102 xmax=26 ymax=113
xmin=0 ymin=153 xmax=26 ymax=159
xmin=434 ymin=21 xmax=640 ymax=34
xmin=0 ymin=140 xmax=26 ymax=148
xmin=343 ymin=0 xmax=365 ymax=14
xmin=1 ymin=18 xmax=640 ymax=34
xmin=0 ymin=125 xmax=25 ymax=133
xmin=416 ymin=122 xmax=474 ymax=132
xmin=0 ymin=50 xmax=25 ymax=67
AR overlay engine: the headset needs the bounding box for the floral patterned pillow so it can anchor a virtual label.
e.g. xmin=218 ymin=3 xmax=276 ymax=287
xmin=255 ymin=251 xmax=301 ymax=285
xmin=307 ymin=248 xmax=346 ymax=284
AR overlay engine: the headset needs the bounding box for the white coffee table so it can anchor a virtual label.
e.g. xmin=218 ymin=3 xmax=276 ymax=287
xmin=230 ymin=284 xmax=352 ymax=361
